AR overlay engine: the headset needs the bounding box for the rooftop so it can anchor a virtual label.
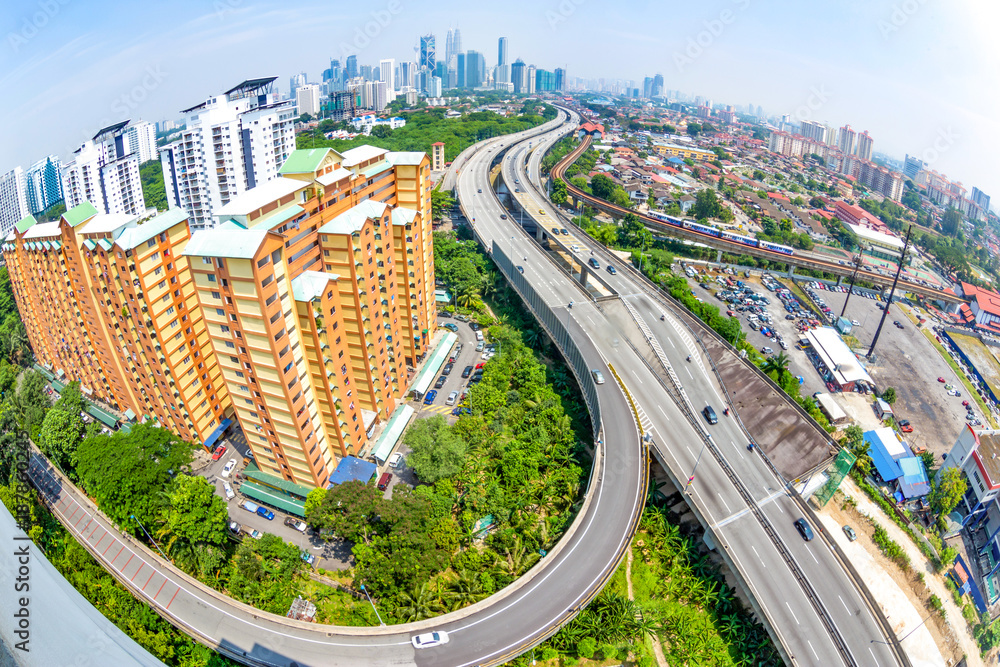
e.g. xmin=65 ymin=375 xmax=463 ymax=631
xmin=215 ymin=178 xmax=305 ymax=218
xmin=318 ymin=200 xmax=387 ymax=236
xmin=291 ymin=271 xmax=340 ymax=302
xmin=386 ymin=151 xmax=426 ymax=166
xmin=80 ymin=212 xmax=137 ymax=236
xmin=806 ymin=327 xmax=874 ymax=387
xmin=15 ymin=215 xmax=37 ymax=234
xmin=114 ymin=209 xmax=188 ymax=251
xmin=341 ymin=145 xmax=388 ymax=168
xmin=391 ymin=206 xmax=418 ymax=226
xmin=278 ymin=148 xmax=338 ymax=175
xmin=22 ymin=221 xmax=62 ymax=240
xmin=316 ymin=167 xmax=351 ymax=187
xmin=182 ymin=227 xmax=270 ymax=260
xmin=845 ymin=223 xmax=905 ymax=250
xmin=62 ymin=201 xmax=99 ymax=228
xmin=972 ymin=428 xmax=1000 ymax=487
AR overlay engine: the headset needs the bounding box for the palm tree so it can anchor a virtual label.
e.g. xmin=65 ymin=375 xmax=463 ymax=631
xmin=446 ymin=569 xmax=485 ymax=611
xmin=762 ymin=351 xmax=790 ymax=378
xmin=396 ymin=583 xmax=442 ymax=622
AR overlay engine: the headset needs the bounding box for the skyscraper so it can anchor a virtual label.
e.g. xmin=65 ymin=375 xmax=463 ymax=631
xmin=25 ymin=155 xmax=64 ymax=215
xmin=465 ymin=50 xmax=485 ymax=89
xmin=799 ymin=120 xmax=826 ymax=143
xmin=554 ymin=67 xmax=566 ymax=91
xmin=445 ymin=30 xmax=454 ymax=65
xmin=419 ymin=34 xmax=436 ymax=70
xmin=296 ymin=84 xmax=322 ymax=116
xmin=855 ymin=131 xmax=874 ymax=161
xmin=643 ymin=77 xmax=654 ymax=98
xmin=497 ymin=37 xmax=508 ymax=67
xmin=456 ymin=52 xmax=467 ymax=88
xmin=159 ymin=77 xmax=296 ymax=230
xmin=0 ymin=167 xmax=29 ymax=237
xmin=62 ymin=121 xmax=146 ymax=217
xmin=972 ymin=187 xmax=991 ymax=213
xmin=379 ymin=59 xmax=396 ymax=94
xmin=345 ymin=55 xmax=358 ymax=80
xmin=652 ymin=73 xmax=664 ymax=97
xmin=511 ymin=59 xmax=527 ymax=94
xmin=452 ymin=28 xmax=462 ymax=56
xmin=289 ymin=72 xmax=307 ymax=99
xmin=837 ymin=125 xmax=856 ymax=156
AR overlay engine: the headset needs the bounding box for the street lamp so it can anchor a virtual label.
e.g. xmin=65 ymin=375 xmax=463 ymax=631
xmin=359 ymin=583 xmax=386 ymax=626
xmin=685 ymin=435 xmax=711 ymax=493
xmin=130 ymin=514 xmax=168 ymax=561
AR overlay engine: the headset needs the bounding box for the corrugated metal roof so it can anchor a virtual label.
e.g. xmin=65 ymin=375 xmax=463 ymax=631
xmin=182 ymin=227 xmax=269 ymax=259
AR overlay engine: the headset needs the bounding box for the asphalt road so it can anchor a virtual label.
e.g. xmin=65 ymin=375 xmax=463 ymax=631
xmin=493 ymin=116 xmax=901 ymax=666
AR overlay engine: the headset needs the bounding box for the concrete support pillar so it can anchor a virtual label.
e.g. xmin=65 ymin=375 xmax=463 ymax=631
xmin=579 ymin=265 xmax=590 ymax=288
xmin=837 ymin=274 xmax=844 ymax=286
xmin=535 ymin=223 xmax=544 ymax=242
xmin=789 ymin=265 xmax=796 ymax=276
xmin=716 ymin=249 xmax=723 ymax=263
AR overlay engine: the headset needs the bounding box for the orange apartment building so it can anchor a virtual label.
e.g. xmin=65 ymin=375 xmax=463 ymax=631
xmin=4 ymin=144 xmax=434 ymax=488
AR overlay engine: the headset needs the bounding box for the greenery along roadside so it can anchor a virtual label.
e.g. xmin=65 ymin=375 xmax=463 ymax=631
xmin=296 ymin=102 xmax=556 ymax=163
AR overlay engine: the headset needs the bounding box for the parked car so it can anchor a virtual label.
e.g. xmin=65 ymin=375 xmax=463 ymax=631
xmin=388 ymin=452 xmax=404 ymax=468
xmin=794 ymin=518 xmax=814 ymax=541
xmin=423 ymin=390 xmax=438 ymax=404
xmin=842 ymin=525 xmax=857 ymax=541
xmin=434 ymin=375 xmax=447 ymax=390
xmin=256 ymin=506 xmax=275 ymax=521
xmin=249 ymin=528 xmax=264 ymax=539
xmin=898 ymin=419 xmax=913 ymax=433
xmin=222 ymin=480 xmax=235 ymax=500
xmin=212 ymin=445 xmax=227 ymax=461
xmin=441 ymin=323 xmax=459 ymax=332
xmin=300 ymin=550 xmax=316 ymax=566
xmin=446 ymin=390 xmax=459 ymax=406
xmin=461 ymin=365 xmax=473 ymax=378
xmin=377 ymin=472 xmax=393 ymax=491
xmin=229 ymin=521 xmax=242 ymax=535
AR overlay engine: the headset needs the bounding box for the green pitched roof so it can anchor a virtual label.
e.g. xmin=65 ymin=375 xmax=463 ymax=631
xmin=182 ymin=227 xmax=269 ymax=259
xmin=278 ymin=148 xmax=336 ymax=175
xmin=114 ymin=208 xmax=188 ymax=251
xmin=318 ymin=200 xmax=387 ymax=236
xmin=243 ymin=462 xmax=314 ymax=499
xmin=15 ymin=215 xmax=37 ymax=234
xmin=63 ymin=201 xmax=99 ymax=228
xmin=291 ymin=271 xmax=339 ymax=302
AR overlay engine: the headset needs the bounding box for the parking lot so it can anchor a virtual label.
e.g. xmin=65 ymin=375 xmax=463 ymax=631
xmin=412 ymin=316 xmax=488 ymax=421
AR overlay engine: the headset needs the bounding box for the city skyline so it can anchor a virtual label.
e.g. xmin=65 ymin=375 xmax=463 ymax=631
xmin=1 ymin=0 xmax=997 ymax=199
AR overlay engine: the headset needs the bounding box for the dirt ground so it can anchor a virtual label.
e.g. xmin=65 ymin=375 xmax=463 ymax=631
xmin=819 ymin=477 xmax=985 ymax=667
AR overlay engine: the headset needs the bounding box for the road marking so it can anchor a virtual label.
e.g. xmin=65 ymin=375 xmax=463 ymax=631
xmin=657 ymin=405 xmax=671 ymax=421
xmin=868 ymin=646 xmax=881 ymax=666
xmin=685 ymin=367 xmax=693 ymax=379
xmin=808 ymin=640 xmax=819 ymax=661
xmin=808 ymin=548 xmax=819 ymax=564
xmin=839 ymin=595 xmax=851 ymax=615
xmin=786 ymin=601 xmax=800 ymax=624
xmin=751 ymin=545 xmax=765 ymax=567
xmin=717 ymin=493 xmax=731 ymax=512
xmin=631 ymin=369 xmax=643 ymax=384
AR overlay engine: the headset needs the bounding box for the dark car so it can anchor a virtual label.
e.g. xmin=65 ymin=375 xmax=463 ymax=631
xmin=441 ymin=322 xmax=458 ymax=332
xmin=470 ymin=323 xmax=480 ymax=331
xmin=794 ymin=518 xmax=814 ymax=541
xmin=516 ymin=266 xmax=524 ymax=273
xmin=702 ymin=405 xmax=718 ymax=425
xmin=560 ymin=228 xmax=569 ymax=235
xmin=477 ymin=189 xmax=482 ymax=193
xmin=442 ymin=363 xmax=454 ymax=375
xmin=588 ymin=257 xmax=600 ymax=269
xmin=461 ymin=365 xmax=473 ymax=378
xmin=434 ymin=375 xmax=447 ymax=389
xmin=500 ymin=214 xmax=507 ymax=220
xmin=423 ymin=390 xmax=438 ymax=404
xmin=607 ymin=265 xmax=617 ymax=274
xmin=551 ymin=227 xmax=560 ymax=234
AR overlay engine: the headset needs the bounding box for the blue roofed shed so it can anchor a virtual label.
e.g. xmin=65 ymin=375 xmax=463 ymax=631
xmin=327 ymin=456 xmax=377 ymax=488
xmin=864 ymin=427 xmax=907 ymax=482
xmin=897 ymin=456 xmax=930 ymax=499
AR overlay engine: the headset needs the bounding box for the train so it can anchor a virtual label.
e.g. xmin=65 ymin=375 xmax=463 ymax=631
xmin=645 ymin=211 xmax=795 ymax=257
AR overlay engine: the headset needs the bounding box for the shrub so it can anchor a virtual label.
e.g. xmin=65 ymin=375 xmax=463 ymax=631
xmin=540 ymin=647 xmax=558 ymax=660
xmin=928 ymin=594 xmax=943 ymax=614
xmin=576 ymin=637 xmax=596 ymax=659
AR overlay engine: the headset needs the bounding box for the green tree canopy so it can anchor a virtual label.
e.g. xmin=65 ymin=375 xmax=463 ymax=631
xmin=404 ymin=415 xmax=468 ymax=484
xmin=164 ymin=475 xmax=229 ymax=547
xmin=929 ymin=467 xmax=966 ymax=517
xmin=37 ymin=408 xmax=85 ymax=476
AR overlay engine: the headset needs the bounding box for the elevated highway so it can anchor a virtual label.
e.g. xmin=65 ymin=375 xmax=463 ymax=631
xmin=472 ymin=107 xmax=911 ymax=666
xmin=552 ymin=135 xmax=960 ymax=305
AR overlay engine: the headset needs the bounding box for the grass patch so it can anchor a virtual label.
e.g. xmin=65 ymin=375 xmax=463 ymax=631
xmin=297 ymin=576 xmax=381 ymax=626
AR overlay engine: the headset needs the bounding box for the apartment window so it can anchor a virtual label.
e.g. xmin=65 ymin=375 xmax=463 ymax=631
xmin=211 ymin=291 xmax=220 ymax=299
xmin=151 ymin=252 xmax=160 ymax=261
xmin=220 ymin=325 xmax=230 ymax=333
xmin=207 ymin=274 xmax=216 ymax=282
xmin=216 ymin=308 xmax=224 ymax=316
xmin=202 ymin=257 xmax=212 ymax=265
xmin=235 ymin=371 xmax=244 ymax=378
xmin=154 ymin=267 xmax=163 ymax=276
xmin=230 ymin=356 xmax=239 ymax=363
xmin=224 ymin=341 xmax=235 ymax=349
xmin=257 ymin=256 xmax=270 ymax=268
xmin=147 ymin=239 xmax=156 ymax=248
xmin=261 ymin=274 xmax=273 ymax=287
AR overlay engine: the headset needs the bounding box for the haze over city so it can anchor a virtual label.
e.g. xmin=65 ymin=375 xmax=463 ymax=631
xmin=1 ymin=0 xmax=997 ymax=197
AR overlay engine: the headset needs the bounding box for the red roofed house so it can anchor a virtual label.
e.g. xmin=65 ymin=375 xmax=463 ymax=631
xmin=767 ymin=192 xmax=790 ymax=204
xmin=578 ymin=122 xmax=605 ymax=139
xmin=834 ymin=201 xmax=890 ymax=234
xmin=960 ymin=282 xmax=1000 ymax=334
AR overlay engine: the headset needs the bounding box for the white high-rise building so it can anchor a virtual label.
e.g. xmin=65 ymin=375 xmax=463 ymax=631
xmin=379 ymin=59 xmax=396 ymax=97
xmin=358 ymin=80 xmax=388 ymax=112
xmin=159 ymin=77 xmax=297 ymax=231
xmin=62 ymin=121 xmax=146 ymax=217
xmin=296 ymin=83 xmax=322 ymax=117
xmin=123 ymin=121 xmax=158 ymax=164
xmin=0 ymin=167 xmax=29 ymax=238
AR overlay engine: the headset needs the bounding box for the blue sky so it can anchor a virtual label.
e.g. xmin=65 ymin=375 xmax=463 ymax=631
xmin=1 ymin=0 xmax=997 ymax=200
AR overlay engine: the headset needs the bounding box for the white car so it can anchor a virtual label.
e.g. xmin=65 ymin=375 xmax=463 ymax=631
xmin=222 ymin=481 xmax=235 ymax=500
xmin=221 ymin=458 xmax=237 ymax=478
xmin=388 ymin=452 xmax=403 ymax=468
xmin=411 ymin=631 xmax=450 ymax=649
xmin=851 ymin=320 xmax=860 ymax=326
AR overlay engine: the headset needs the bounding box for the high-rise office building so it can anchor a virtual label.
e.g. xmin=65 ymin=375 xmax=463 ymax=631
xmin=452 ymin=28 xmax=462 ymax=57
xmin=0 ymin=167 xmax=29 ymax=238
xmin=652 ymin=73 xmax=664 ymax=97
xmin=855 ymin=131 xmax=874 ymax=161
xmin=399 ymin=61 xmax=417 ymax=90
xmin=296 ymin=84 xmax=322 ymax=117
xmin=419 ymin=34 xmax=436 ymax=70
xmin=643 ymin=77 xmax=654 ymax=98
xmin=445 ymin=30 xmax=454 ymax=65
xmin=465 ymin=50 xmax=485 ymax=89
xmin=535 ymin=69 xmax=556 ymax=92
xmin=358 ymin=80 xmax=388 ymax=111
xmin=359 ymin=64 xmax=374 ymax=81
xmin=903 ymin=155 xmax=925 ymax=181
xmin=345 ymin=55 xmax=358 ymax=80
xmin=554 ymin=67 xmax=566 ymax=91
xmin=62 ymin=121 xmax=147 ymax=217
xmin=379 ymin=59 xmax=396 ymax=95
xmin=511 ymin=59 xmax=527 ymax=94
xmin=25 ymin=156 xmax=64 ymax=215
xmin=496 ymin=37 xmax=509 ymax=84
xmin=456 ymin=53 xmax=467 ymax=88
xmin=289 ymin=72 xmax=307 ymax=100
xmin=3 ymin=144 xmax=434 ymax=489
xmin=837 ymin=125 xmax=856 ymax=156
xmin=972 ymin=187 xmax=991 ymax=213
xmin=159 ymin=78 xmax=296 ymax=231
xmin=527 ymin=65 xmax=537 ymax=94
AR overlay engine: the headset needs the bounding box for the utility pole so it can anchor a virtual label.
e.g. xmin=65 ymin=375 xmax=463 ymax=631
xmin=839 ymin=251 xmax=866 ymax=319
xmin=867 ymin=225 xmax=913 ymax=360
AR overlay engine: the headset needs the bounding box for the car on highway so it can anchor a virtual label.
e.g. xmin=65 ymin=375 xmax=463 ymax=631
xmin=221 ymin=458 xmax=237 ymax=478
xmin=702 ymin=405 xmax=718 ymax=425
xmin=560 ymin=228 xmax=569 ymax=235
xmin=423 ymin=390 xmax=438 ymax=404
xmin=588 ymin=257 xmax=600 ymax=269
xmin=538 ymin=209 xmax=546 ymax=215
xmin=551 ymin=227 xmax=560 ymax=234
xmin=607 ymin=265 xmax=616 ymax=275
xmin=500 ymin=214 xmax=507 ymax=220
xmin=898 ymin=419 xmax=913 ymax=433
xmin=446 ymin=390 xmax=459 ymax=406
xmin=516 ymin=265 xmax=524 ymax=273
xmin=842 ymin=525 xmax=857 ymax=541
xmin=212 ymin=445 xmax=227 ymax=461
xmin=591 ymin=369 xmax=605 ymax=384
xmin=412 ymin=631 xmax=450 ymax=649
xmin=794 ymin=518 xmax=814 ymax=541
xmin=477 ymin=189 xmax=482 ymax=193
xmin=441 ymin=323 xmax=458 ymax=332
xmin=222 ymin=480 xmax=235 ymax=500
xmin=256 ymin=506 xmax=275 ymax=521
xmin=462 ymin=365 xmax=473 ymax=378
xmin=284 ymin=517 xmax=308 ymax=532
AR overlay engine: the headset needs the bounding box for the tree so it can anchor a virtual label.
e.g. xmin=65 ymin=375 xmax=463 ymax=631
xmin=692 ymin=189 xmax=723 ymax=220
xmin=929 ymin=467 xmax=966 ymax=517
xmin=37 ymin=408 xmax=84 ymax=475
xmin=881 ymin=387 xmax=897 ymax=404
xmin=430 ymin=189 xmax=455 ymax=221
xmin=763 ymin=352 xmax=790 ymax=379
xmin=298 ymin=113 xmax=313 ymax=123
xmin=370 ymin=124 xmax=393 ymax=139
xmin=940 ymin=208 xmax=962 ymax=237
xmin=308 ymin=480 xmax=384 ymax=544
xmin=405 ymin=415 xmax=468 ymax=483
xmin=551 ymin=178 xmax=568 ymax=205
xmin=617 ymin=213 xmax=652 ymax=249
xmin=139 ymin=161 xmax=168 ymax=212
xmin=686 ymin=123 xmax=702 ymax=136
xmin=590 ymin=174 xmax=616 ymax=201
xmin=164 ymin=475 xmax=229 ymax=547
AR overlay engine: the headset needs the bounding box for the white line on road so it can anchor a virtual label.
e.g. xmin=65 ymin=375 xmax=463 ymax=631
xmin=751 ymin=545 xmax=765 ymax=567
xmin=657 ymin=405 xmax=671 ymax=422
xmin=868 ymin=646 xmax=881 ymax=667
xmin=808 ymin=640 xmax=819 ymax=661
xmin=631 ymin=369 xmax=643 ymax=384
xmin=717 ymin=493 xmax=731 ymax=512
xmin=808 ymin=548 xmax=819 ymax=564
xmin=786 ymin=601 xmax=800 ymax=625
xmin=839 ymin=595 xmax=851 ymax=615
xmin=685 ymin=367 xmax=693 ymax=379
xmin=667 ymin=337 xmax=675 ymax=349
